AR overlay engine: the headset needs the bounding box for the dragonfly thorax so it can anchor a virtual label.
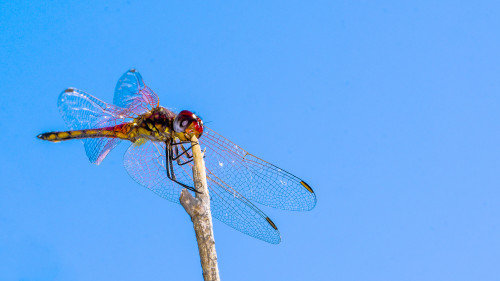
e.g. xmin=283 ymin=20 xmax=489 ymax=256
xmin=132 ymin=106 xmax=176 ymax=142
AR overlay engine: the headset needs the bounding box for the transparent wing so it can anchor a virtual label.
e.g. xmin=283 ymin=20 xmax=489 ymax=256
xmin=206 ymin=170 xmax=281 ymax=244
xmin=123 ymin=141 xmax=281 ymax=244
xmin=199 ymin=127 xmax=317 ymax=211
xmin=123 ymin=141 xmax=190 ymax=203
xmin=58 ymin=88 xmax=131 ymax=164
xmin=113 ymin=69 xmax=159 ymax=115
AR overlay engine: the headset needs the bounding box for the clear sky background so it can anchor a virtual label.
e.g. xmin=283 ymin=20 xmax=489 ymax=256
xmin=1 ymin=1 xmax=499 ymax=280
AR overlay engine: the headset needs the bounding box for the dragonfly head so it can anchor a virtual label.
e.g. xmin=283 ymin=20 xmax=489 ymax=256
xmin=173 ymin=110 xmax=204 ymax=140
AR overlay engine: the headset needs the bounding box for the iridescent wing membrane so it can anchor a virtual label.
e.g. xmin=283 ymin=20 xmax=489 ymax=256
xmin=205 ymin=169 xmax=282 ymax=244
xmin=58 ymin=88 xmax=127 ymax=164
xmin=200 ymin=128 xmax=317 ymax=212
xmin=113 ymin=69 xmax=159 ymax=115
xmin=58 ymin=69 xmax=159 ymax=164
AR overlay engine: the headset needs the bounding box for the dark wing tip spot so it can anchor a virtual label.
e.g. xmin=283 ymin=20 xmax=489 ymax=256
xmin=300 ymin=181 xmax=314 ymax=194
xmin=129 ymin=68 xmax=136 ymax=72
xmin=64 ymin=88 xmax=75 ymax=92
xmin=265 ymin=217 xmax=278 ymax=230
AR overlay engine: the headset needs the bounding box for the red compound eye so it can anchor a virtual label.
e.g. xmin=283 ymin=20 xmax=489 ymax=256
xmin=173 ymin=110 xmax=204 ymax=137
xmin=173 ymin=110 xmax=194 ymax=132
xmin=193 ymin=116 xmax=204 ymax=137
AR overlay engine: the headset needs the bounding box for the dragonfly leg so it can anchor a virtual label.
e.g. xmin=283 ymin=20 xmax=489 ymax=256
xmin=165 ymin=141 xmax=200 ymax=193
xmin=171 ymin=140 xmax=192 ymax=146
xmin=172 ymin=144 xmax=194 ymax=160
xmin=172 ymin=146 xmax=195 ymax=166
xmin=177 ymin=158 xmax=195 ymax=166
xmin=174 ymin=141 xmax=206 ymax=161
xmin=172 ymin=144 xmax=206 ymax=166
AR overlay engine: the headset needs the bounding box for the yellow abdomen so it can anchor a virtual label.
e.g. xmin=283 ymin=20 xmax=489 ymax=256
xmin=37 ymin=124 xmax=133 ymax=142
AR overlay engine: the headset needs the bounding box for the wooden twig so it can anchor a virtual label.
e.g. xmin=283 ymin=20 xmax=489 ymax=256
xmin=179 ymin=135 xmax=220 ymax=281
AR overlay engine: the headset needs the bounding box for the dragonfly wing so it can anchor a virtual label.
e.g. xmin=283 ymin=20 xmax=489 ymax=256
xmin=170 ymin=143 xmax=280 ymax=243
xmin=58 ymin=88 xmax=128 ymax=164
xmin=113 ymin=69 xmax=159 ymax=115
xmin=206 ymin=170 xmax=281 ymax=244
xmin=123 ymin=141 xmax=186 ymax=203
xmin=200 ymin=127 xmax=317 ymax=211
xmin=124 ymin=141 xmax=281 ymax=244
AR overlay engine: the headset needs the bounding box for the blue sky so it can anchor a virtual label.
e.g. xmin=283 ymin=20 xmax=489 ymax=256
xmin=1 ymin=1 xmax=500 ymax=280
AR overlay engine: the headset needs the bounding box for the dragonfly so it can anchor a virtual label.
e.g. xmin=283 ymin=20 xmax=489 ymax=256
xmin=37 ymin=69 xmax=317 ymax=244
